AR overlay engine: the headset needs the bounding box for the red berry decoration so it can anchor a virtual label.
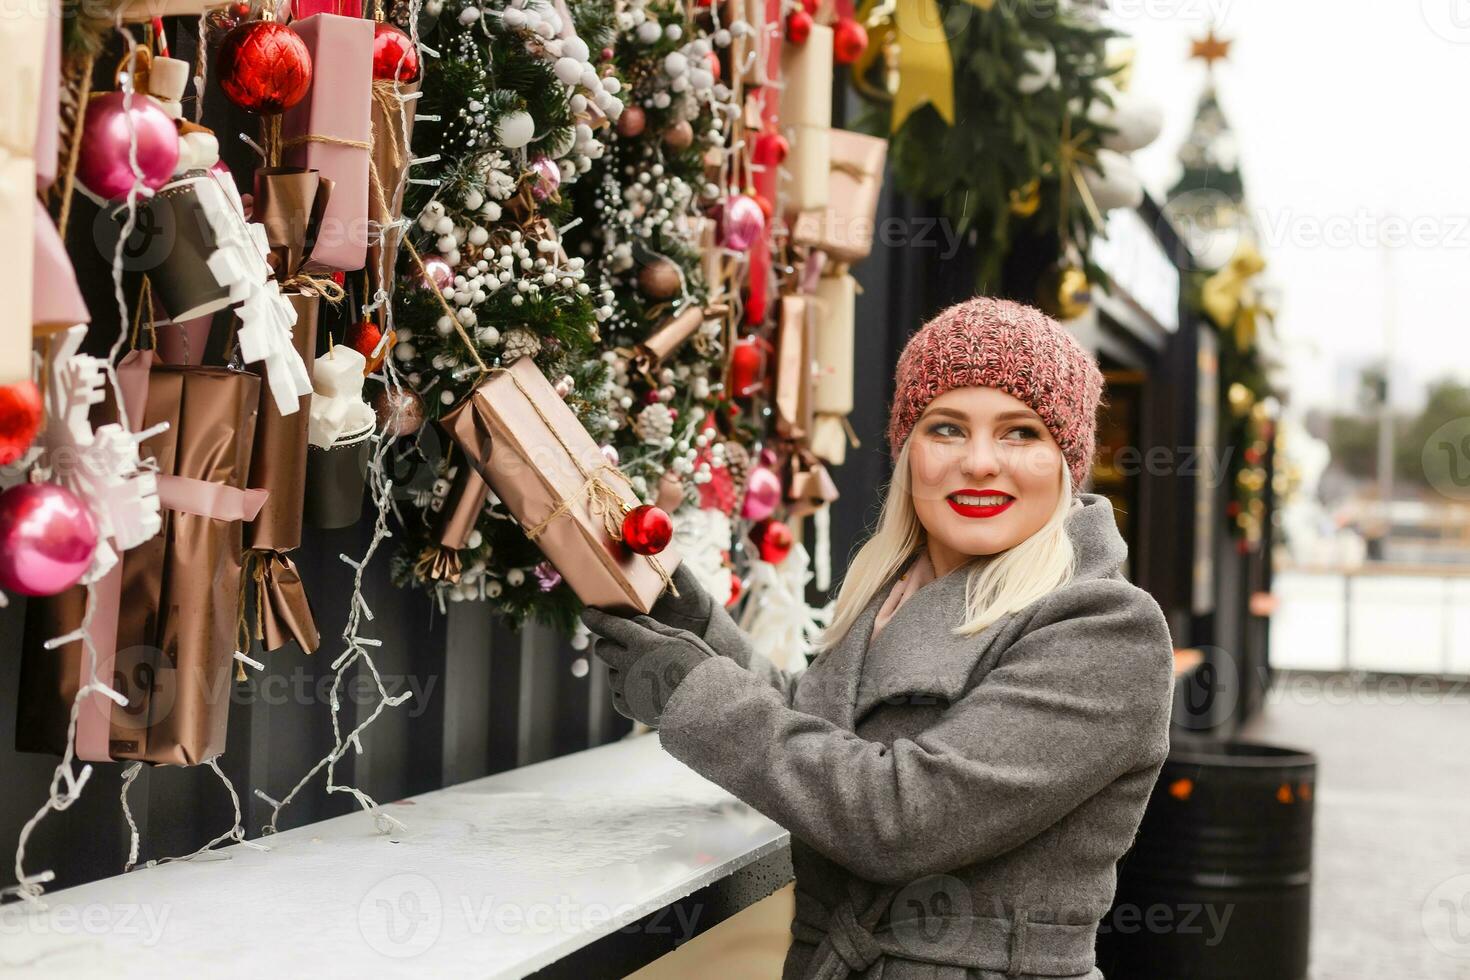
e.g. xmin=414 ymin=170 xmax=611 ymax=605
xmin=372 ymin=21 xmax=420 ymax=82
xmin=0 ymin=380 xmax=44 ymax=467
xmin=785 ymin=9 xmax=813 ymax=44
xmin=706 ymin=50 xmax=721 ymax=81
xmin=753 ymin=130 xmax=789 ymax=165
xmin=217 ymin=20 xmax=313 ymax=115
xmin=833 ymin=17 xmax=869 ymax=64
xmin=726 ymin=571 xmax=743 ymax=607
xmin=621 ymin=504 xmax=673 ymax=556
xmin=751 ymin=518 xmax=794 ymax=565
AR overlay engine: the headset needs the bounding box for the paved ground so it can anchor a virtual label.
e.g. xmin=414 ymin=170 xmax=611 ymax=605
xmin=1240 ymin=670 xmax=1470 ymax=980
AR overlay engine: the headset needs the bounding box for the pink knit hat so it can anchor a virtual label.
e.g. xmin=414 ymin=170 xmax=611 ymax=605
xmin=887 ymin=297 xmax=1106 ymax=495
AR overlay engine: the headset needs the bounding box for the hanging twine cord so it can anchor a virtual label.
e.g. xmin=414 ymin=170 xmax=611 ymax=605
xmin=492 ymin=367 xmax=678 ymax=598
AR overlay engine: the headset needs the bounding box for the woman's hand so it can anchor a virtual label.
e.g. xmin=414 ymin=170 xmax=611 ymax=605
xmin=649 ymin=565 xmax=761 ymax=670
xmin=581 ymin=609 xmax=716 ymax=728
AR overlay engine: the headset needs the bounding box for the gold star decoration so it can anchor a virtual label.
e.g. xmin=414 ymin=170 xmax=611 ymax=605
xmin=1190 ymin=28 xmax=1232 ymax=67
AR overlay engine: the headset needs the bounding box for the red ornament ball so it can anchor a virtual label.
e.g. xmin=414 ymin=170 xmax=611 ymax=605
xmin=786 ymin=9 xmax=813 ymax=44
xmin=621 ymin=504 xmax=673 ymax=556
xmin=726 ymin=571 xmax=742 ymax=607
xmin=346 ymin=320 xmax=392 ymax=373
xmin=217 ymin=21 xmax=313 ymax=115
xmin=751 ymin=518 xmax=794 ymax=565
xmin=728 ymin=335 xmax=767 ymax=398
xmin=753 ymin=130 xmax=789 ymax=165
xmin=0 ymin=380 xmax=44 ymax=466
xmin=372 ymin=22 xmax=421 ymax=82
xmin=833 ymin=16 xmax=869 ymax=64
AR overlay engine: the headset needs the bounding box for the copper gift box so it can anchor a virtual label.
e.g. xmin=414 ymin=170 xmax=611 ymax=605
xmin=441 ymin=357 xmax=680 ymax=614
xmin=789 ymin=129 xmax=889 ymax=265
xmin=16 ymin=362 xmax=264 ymax=765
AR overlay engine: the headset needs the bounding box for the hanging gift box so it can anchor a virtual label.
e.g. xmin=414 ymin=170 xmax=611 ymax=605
xmin=17 ymin=355 xmax=265 ymax=764
xmin=779 ymin=20 xmax=832 ymax=128
xmin=809 ymin=271 xmax=859 ymax=466
xmin=15 ymin=345 xmax=161 ymax=761
xmin=782 ymin=124 xmax=831 ymax=214
xmin=110 ymin=361 xmax=266 ymax=765
xmin=790 ymin=129 xmax=888 ymax=264
xmin=634 ymin=304 xmax=709 ymax=371
xmin=785 ymin=447 xmax=840 ymax=518
xmin=0 ymin=9 xmax=45 ymax=383
xmin=441 ymin=357 xmax=681 ymax=614
xmin=280 ymin=13 xmax=374 ymax=273
xmin=773 ymin=294 xmax=815 ymax=442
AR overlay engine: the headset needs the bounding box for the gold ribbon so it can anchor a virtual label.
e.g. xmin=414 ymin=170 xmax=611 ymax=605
xmin=855 ymin=0 xmax=996 ymax=133
xmin=1201 ymin=241 xmax=1268 ymax=351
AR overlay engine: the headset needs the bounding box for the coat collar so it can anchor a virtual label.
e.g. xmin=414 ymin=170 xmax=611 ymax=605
xmin=806 ymin=493 xmax=1127 ymax=731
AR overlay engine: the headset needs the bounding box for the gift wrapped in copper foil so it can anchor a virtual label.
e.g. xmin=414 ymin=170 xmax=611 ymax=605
xmin=790 ymin=129 xmax=889 ymax=265
xmin=110 ymin=363 xmax=266 ymax=765
xmin=413 ymin=444 xmax=492 ymax=585
xmin=441 ymin=357 xmax=681 ymax=614
xmin=774 ymin=294 xmax=815 ymax=442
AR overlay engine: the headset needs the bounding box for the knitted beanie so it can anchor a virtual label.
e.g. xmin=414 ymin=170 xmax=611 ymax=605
xmin=887 ymin=297 xmax=1106 ymax=496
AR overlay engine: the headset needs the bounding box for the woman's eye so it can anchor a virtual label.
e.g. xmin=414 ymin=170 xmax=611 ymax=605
xmin=928 ymin=422 xmax=962 ymax=437
xmin=1006 ymin=425 xmax=1042 ymax=440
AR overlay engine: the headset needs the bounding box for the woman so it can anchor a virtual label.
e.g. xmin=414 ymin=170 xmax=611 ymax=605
xmin=582 ymin=297 xmax=1176 ymax=980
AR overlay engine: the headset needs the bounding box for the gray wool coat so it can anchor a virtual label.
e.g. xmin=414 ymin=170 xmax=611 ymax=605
xmin=656 ymin=492 xmax=1176 ymax=980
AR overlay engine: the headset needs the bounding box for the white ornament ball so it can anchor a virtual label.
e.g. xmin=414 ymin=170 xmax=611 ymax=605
xmin=507 ymin=568 xmax=525 ymax=587
xmin=564 ymin=36 xmax=589 ymax=62
xmin=602 ymin=76 xmax=620 ymax=95
xmin=554 ymin=57 xmax=584 ymax=86
xmin=463 ymin=188 xmax=484 ymax=210
xmin=468 ymin=225 xmax=489 ymax=246
xmin=665 ymin=23 xmax=682 ymax=41
xmin=496 ymin=110 xmax=535 ymax=149
xmin=635 ymin=20 xmax=661 ymax=45
xmin=501 ymin=7 xmax=526 ymax=28
xmin=663 ymin=52 xmax=688 ymax=77
xmin=570 ymin=93 xmax=587 ymax=113
xmin=458 ymin=6 xmax=479 ymax=24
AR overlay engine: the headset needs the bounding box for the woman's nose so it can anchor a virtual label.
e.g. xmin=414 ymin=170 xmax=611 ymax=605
xmin=959 ymin=437 xmax=1002 ymax=480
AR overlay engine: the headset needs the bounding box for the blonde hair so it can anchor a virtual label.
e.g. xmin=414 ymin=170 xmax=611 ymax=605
xmin=815 ymin=435 xmax=1078 ymax=653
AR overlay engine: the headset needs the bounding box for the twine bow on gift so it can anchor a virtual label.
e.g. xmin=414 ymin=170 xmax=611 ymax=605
xmin=491 ymin=366 xmax=679 ymax=600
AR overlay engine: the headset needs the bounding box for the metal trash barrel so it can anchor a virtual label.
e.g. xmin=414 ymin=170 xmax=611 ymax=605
xmin=1096 ymin=739 xmax=1317 ymax=980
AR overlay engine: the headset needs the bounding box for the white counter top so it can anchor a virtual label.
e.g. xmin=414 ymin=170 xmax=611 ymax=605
xmin=0 ymin=732 xmax=791 ymax=978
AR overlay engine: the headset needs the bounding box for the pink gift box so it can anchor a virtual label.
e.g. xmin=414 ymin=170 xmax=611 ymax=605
xmin=281 ymin=13 xmax=373 ymax=272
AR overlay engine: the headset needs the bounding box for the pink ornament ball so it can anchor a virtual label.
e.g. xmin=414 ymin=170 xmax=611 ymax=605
xmin=76 ymin=92 xmax=181 ymax=200
xmin=530 ymin=156 xmax=562 ymax=202
xmin=0 ymin=483 xmax=99 ymax=597
xmin=719 ymin=194 xmax=765 ymax=252
xmin=740 ymin=465 xmax=782 ymax=522
xmin=420 ymin=255 xmax=454 ymax=291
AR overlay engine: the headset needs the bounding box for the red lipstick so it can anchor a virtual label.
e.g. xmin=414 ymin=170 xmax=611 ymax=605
xmin=945 ymin=488 xmax=1015 ymax=519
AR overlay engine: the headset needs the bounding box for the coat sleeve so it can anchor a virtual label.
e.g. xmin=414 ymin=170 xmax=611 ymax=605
xmin=656 ymin=579 xmax=1176 ymax=885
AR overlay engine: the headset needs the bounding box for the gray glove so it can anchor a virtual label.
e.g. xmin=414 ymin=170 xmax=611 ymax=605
xmin=651 ymin=564 xmax=761 ymax=669
xmin=581 ymin=609 xmax=715 ymax=728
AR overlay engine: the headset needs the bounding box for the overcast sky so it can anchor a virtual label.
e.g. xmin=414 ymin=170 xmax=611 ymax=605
xmin=1102 ymin=0 xmax=1470 ymax=414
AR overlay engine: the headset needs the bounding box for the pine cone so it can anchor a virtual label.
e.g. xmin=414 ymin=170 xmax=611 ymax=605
xmin=500 ymin=327 xmax=542 ymax=364
xmin=634 ymin=402 xmax=674 ymax=445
